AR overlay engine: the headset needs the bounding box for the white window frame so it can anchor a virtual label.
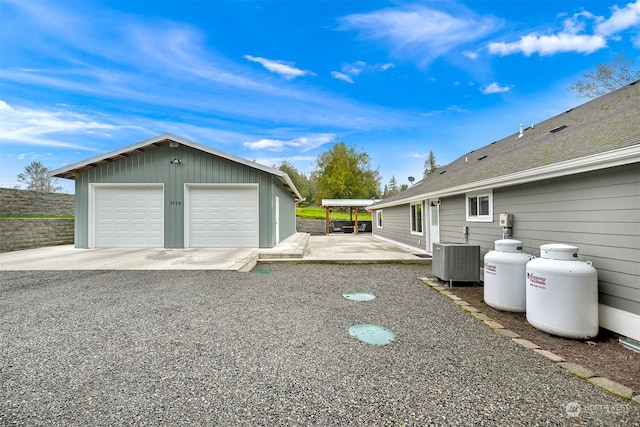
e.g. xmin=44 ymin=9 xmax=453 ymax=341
xmin=376 ymin=210 xmax=383 ymax=229
xmin=466 ymin=190 xmax=493 ymax=222
xmin=410 ymin=202 xmax=424 ymax=235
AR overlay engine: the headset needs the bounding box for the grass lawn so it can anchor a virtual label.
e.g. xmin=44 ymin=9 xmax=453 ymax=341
xmin=296 ymin=207 xmax=372 ymax=221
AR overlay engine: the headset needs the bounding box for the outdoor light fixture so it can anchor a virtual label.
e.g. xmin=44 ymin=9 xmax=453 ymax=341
xmin=170 ymin=158 xmax=182 ymax=165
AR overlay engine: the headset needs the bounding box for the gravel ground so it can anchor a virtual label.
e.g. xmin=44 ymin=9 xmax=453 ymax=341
xmin=1 ymin=264 xmax=638 ymax=426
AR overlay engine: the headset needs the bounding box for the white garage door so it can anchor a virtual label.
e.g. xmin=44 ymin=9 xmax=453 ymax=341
xmin=187 ymin=185 xmax=258 ymax=248
xmin=94 ymin=185 xmax=164 ymax=248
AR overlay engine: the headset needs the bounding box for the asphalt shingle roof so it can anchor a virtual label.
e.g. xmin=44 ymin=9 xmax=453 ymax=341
xmin=378 ymin=81 xmax=640 ymax=206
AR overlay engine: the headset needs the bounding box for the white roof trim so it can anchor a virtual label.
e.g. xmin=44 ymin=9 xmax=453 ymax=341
xmin=48 ymin=133 xmax=302 ymax=200
xmin=373 ymin=144 xmax=640 ymax=209
xmin=322 ymin=199 xmax=378 ymax=207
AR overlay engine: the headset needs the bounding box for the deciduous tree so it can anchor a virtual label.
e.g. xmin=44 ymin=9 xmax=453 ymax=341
xmin=16 ymin=161 xmax=63 ymax=193
xmin=312 ymin=142 xmax=380 ymax=204
xmin=567 ymin=52 xmax=640 ymax=99
xmin=277 ymin=160 xmax=310 ymax=200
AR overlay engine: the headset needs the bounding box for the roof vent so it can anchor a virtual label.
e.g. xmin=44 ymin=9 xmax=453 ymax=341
xmin=549 ymin=124 xmax=568 ymax=134
xmin=439 ymin=170 xmax=447 ymax=175
xmin=477 ymin=155 xmax=487 ymax=161
xmin=518 ymin=123 xmax=524 ymax=138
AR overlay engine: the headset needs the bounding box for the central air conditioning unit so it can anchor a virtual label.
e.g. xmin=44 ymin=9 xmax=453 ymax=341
xmin=432 ymin=242 xmax=481 ymax=285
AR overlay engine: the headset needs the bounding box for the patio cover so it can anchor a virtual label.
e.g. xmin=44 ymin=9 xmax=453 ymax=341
xmin=321 ymin=199 xmax=378 ymax=235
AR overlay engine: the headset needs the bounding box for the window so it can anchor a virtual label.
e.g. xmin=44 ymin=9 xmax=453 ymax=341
xmin=376 ymin=210 xmax=383 ymax=228
xmin=410 ymin=202 xmax=423 ymax=234
xmin=466 ymin=191 xmax=493 ymax=222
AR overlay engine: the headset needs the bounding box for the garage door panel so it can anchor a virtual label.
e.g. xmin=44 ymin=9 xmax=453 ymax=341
xmin=187 ymin=186 xmax=258 ymax=248
xmin=94 ymin=186 xmax=164 ymax=248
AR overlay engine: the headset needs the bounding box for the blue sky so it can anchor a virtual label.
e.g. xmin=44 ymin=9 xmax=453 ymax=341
xmin=1 ymin=0 xmax=639 ymax=194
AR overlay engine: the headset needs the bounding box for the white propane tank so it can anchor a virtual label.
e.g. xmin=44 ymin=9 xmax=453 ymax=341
xmin=526 ymin=244 xmax=598 ymax=339
xmin=484 ymin=239 xmax=531 ymax=312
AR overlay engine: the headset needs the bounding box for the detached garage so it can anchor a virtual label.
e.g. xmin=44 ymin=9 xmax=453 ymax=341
xmin=50 ymin=134 xmax=301 ymax=249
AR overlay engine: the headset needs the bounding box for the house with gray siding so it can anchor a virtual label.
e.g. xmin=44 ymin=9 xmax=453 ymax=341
xmin=371 ymin=81 xmax=640 ymax=341
xmin=50 ymin=134 xmax=301 ymax=249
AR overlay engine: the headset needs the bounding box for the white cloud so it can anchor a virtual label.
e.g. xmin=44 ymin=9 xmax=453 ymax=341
xmin=243 ymin=133 xmax=335 ymax=152
xmin=244 ymin=55 xmax=314 ymax=79
xmin=340 ymin=4 xmax=501 ymax=66
xmin=596 ymin=0 xmax=640 ymax=36
xmin=489 ymin=1 xmax=640 ymax=57
xmin=489 ymin=33 xmax=606 ymax=56
xmin=331 ymin=71 xmax=354 ymax=83
xmin=481 ymin=82 xmax=511 ymax=94
xmin=463 ymin=50 xmax=479 ymax=60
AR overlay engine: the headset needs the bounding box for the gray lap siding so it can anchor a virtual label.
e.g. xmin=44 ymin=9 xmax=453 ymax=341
xmin=436 ymin=163 xmax=639 ymax=317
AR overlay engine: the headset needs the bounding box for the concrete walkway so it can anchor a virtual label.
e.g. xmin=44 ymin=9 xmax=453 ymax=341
xmin=0 ymin=233 xmax=430 ymax=271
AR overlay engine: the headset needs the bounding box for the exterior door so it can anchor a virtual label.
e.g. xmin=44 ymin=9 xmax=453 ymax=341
xmin=429 ymin=201 xmax=440 ymax=253
xmin=275 ymin=196 xmax=280 ymax=244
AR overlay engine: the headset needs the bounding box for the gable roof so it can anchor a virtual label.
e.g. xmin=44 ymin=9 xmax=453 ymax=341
xmin=49 ymin=133 xmax=302 ymax=200
xmin=375 ymin=80 xmax=640 ymax=208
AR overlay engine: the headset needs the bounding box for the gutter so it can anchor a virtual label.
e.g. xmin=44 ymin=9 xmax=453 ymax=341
xmin=372 ymin=143 xmax=640 ymax=209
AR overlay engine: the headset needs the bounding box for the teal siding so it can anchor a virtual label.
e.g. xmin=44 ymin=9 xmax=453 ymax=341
xmin=74 ymin=144 xmax=296 ymax=248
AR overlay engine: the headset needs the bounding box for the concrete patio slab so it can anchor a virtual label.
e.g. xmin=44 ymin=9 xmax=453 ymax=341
xmin=0 ymin=232 xmax=430 ymax=271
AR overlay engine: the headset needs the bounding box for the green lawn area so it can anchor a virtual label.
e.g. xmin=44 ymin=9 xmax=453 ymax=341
xmin=296 ymin=207 xmax=372 ymax=221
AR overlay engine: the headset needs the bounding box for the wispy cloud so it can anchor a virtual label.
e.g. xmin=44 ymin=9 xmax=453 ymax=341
xmin=339 ymin=4 xmax=501 ymax=66
xmin=331 ymin=61 xmax=394 ymax=83
xmin=244 ymin=55 xmax=315 ymax=79
xmin=331 ymin=71 xmax=354 ymax=83
xmin=489 ymin=0 xmax=640 ymax=56
xmin=481 ymin=82 xmax=511 ymax=94
xmin=463 ymin=50 xmax=479 ymax=60
xmin=0 ymin=100 xmax=115 ymax=149
xmin=243 ymin=133 xmax=335 ymax=152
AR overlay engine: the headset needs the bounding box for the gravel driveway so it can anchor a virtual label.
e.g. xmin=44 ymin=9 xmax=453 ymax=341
xmin=2 ymin=265 xmax=638 ymax=426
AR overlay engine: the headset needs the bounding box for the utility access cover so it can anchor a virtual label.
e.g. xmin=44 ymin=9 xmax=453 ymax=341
xmin=342 ymin=291 xmax=376 ymax=301
xmin=349 ymin=324 xmax=395 ymax=345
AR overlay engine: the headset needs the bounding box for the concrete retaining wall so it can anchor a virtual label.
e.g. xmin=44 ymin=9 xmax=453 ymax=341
xmin=0 ymin=219 xmax=74 ymax=252
xmin=0 ymin=188 xmax=75 ymax=252
xmin=296 ymin=219 xmax=326 ymax=235
xmin=296 ymin=219 xmax=372 ymax=235
xmin=0 ymin=187 xmax=74 ymax=216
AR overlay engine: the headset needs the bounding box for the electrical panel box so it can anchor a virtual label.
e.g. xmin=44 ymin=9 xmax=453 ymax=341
xmin=499 ymin=213 xmax=513 ymax=228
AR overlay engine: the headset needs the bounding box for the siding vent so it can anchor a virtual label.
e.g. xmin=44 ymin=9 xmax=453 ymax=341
xmin=550 ymin=124 xmax=568 ymax=134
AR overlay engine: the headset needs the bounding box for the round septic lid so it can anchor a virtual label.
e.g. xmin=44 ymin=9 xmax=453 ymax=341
xmin=494 ymin=239 xmax=523 ymax=253
xmin=540 ymin=243 xmax=579 ymax=260
xmin=349 ymin=324 xmax=395 ymax=345
xmin=343 ymin=291 xmax=376 ymax=301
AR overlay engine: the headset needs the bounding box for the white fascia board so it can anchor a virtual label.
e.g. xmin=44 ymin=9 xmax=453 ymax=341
xmin=322 ymin=199 xmax=376 ymax=207
xmin=373 ymin=144 xmax=640 ymax=209
xmin=48 ymin=133 xmax=302 ymax=199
